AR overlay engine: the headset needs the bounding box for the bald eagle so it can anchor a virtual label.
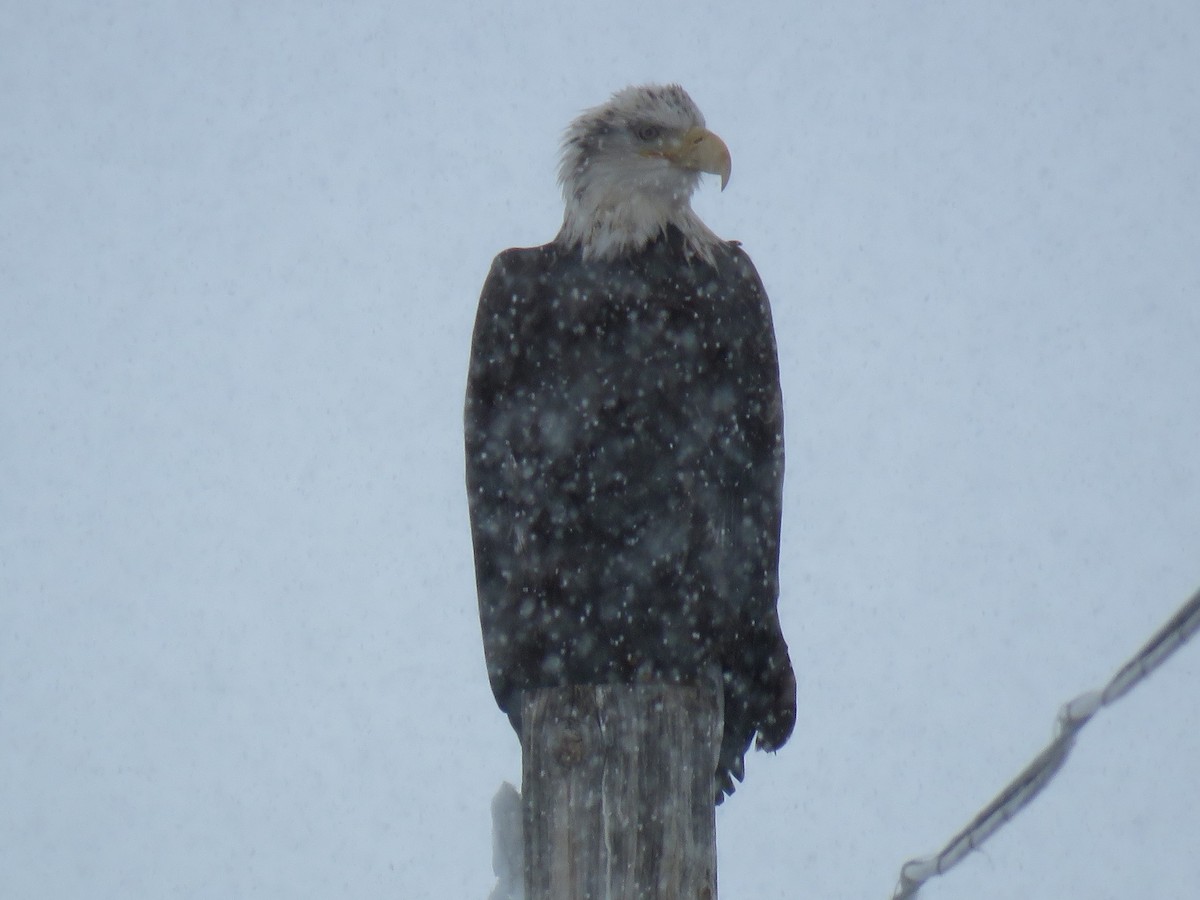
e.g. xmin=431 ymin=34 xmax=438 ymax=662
xmin=465 ymin=84 xmax=795 ymax=801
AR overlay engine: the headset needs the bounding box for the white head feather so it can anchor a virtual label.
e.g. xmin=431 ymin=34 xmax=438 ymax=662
xmin=555 ymin=84 xmax=730 ymax=264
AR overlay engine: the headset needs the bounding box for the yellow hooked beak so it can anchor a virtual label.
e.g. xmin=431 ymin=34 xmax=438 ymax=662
xmin=650 ymin=126 xmax=732 ymax=190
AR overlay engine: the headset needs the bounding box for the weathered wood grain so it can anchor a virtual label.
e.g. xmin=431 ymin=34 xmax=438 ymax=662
xmin=522 ymin=684 xmax=722 ymax=900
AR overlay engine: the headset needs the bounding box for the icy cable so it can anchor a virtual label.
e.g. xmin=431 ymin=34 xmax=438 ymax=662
xmin=891 ymin=584 xmax=1200 ymax=900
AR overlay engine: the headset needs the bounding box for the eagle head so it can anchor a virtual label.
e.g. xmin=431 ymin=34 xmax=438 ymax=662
xmin=556 ymin=84 xmax=732 ymax=263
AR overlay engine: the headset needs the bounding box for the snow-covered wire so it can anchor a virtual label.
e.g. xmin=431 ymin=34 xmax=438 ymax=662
xmin=892 ymin=584 xmax=1200 ymax=900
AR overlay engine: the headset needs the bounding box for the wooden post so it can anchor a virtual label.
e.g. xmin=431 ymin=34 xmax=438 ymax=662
xmin=521 ymin=683 xmax=722 ymax=900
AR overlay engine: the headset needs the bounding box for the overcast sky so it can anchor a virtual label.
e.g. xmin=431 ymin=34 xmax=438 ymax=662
xmin=3 ymin=2 xmax=1198 ymax=898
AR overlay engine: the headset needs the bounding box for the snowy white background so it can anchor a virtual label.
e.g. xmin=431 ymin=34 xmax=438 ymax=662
xmin=3 ymin=1 xmax=1198 ymax=898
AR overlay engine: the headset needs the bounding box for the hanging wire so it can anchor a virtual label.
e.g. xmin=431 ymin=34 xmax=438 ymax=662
xmin=892 ymin=584 xmax=1200 ymax=900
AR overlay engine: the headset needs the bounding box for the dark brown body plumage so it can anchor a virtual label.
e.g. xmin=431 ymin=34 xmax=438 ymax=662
xmin=465 ymin=225 xmax=795 ymax=800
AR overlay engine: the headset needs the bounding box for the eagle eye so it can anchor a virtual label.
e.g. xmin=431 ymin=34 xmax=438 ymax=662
xmin=635 ymin=124 xmax=662 ymax=142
